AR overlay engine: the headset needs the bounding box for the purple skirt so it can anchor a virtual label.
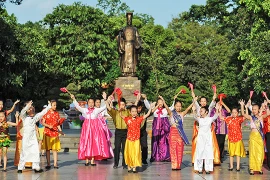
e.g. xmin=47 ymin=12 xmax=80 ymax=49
xmin=151 ymin=117 xmax=171 ymax=162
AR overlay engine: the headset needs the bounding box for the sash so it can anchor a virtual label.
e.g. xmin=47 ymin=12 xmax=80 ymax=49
xmin=172 ymin=110 xmax=189 ymax=145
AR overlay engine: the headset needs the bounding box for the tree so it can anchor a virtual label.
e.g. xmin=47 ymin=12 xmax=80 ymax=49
xmin=43 ymin=2 xmax=120 ymax=101
xmin=97 ymin=0 xmax=131 ymax=16
xmin=137 ymin=23 xmax=177 ymax=102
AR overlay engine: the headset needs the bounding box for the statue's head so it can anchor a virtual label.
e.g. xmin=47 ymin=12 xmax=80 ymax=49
xmin=126 ymin=12 xmax=133 ymax=26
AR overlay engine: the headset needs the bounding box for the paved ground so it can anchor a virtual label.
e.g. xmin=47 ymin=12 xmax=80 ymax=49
xmin=0 ymin=152 xmax=270 ymax=180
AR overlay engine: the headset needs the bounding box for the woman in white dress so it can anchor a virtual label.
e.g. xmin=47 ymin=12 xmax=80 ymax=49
xmin=193 ymin=102 xmax=219 ymax=174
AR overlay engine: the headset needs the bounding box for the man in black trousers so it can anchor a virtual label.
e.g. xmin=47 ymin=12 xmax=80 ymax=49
xmin=106 ymin=96 xmax=130 ymax=169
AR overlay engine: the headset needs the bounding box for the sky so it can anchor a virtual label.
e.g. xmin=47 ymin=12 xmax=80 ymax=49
xmin=5 ymin=0 xmax=206 ymax=27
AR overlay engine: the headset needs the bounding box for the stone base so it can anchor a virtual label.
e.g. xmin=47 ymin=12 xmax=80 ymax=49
xmin=115 ymin=76 xmax=141 ymax=104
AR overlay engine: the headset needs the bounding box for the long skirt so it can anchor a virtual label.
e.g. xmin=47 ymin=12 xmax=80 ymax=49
xmin=151 ymin=117 xmax=171 ymax=162
xmin=124 ymin=139 xmax=142 ymax=167
xmin=228 ymin=140 xmax=246 ymax=157
xmin=249 ymin=131 xmax=264 ymax=171
xmin=78 ymin=118 xmax=112 ymax=160
xmin=42 ymin=136 xmax=61 ymax=151
xmin=169 ymin=127 xmax=184 ymax=169
xmin=14 ymin=136 xmax=32 ymax=167
xmin=191 ymin=122 xmax=220 ymax=164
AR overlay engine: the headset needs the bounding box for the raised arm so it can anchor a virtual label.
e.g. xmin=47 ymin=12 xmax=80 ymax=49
xmin=261 ymin=101 xmax=270 ymax=119
xmin=33 ymin=103 xmax=51 ymax=123
xmin=181 ymin=102 xmax=194 ymax=117
xmin=221 ymin=101 xmax=231 ymax=114
xmin=192 ymin=105 xmax=199 ymax=122
xmin=159 ymin=96 xmax=172 ymax=116
xmin=71 ymin=94 xmax=86 ymax=113
xmin=105 ymin=95 xmax=113 ymax=112
xmin=134 ymin=93 xmax=141 ymax=106
xmin=20 ymin=101 xmax=32 ymax=120
xmin=6 ymin=99 xmax=20 ymax=115
xmin=239 ymin=99 xmax=252 ymax=121
xmin=143 ymin=102 xmax=155 ymax=119
xmin=8 ymin=111 xmax=19 ymax=126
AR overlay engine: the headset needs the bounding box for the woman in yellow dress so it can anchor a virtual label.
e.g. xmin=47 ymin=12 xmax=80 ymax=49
xmin=240 ymin=99 xmax=269 ymax=175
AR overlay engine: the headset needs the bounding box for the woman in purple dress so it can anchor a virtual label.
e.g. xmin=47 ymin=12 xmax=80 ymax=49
xmin=144 ymin=95 xmax=172 ymax=162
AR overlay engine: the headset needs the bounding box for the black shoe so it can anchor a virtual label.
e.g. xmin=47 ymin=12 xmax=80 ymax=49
xmin=236 ymin=169 xmax=240 ymax=172
xmin=45 ymin=165 xmax=51 ymax=170
xmin=259 ymin=171 xmax=263 ymax=174
xmin=17 ymin=170 xmax=22 ymax=173
xmin=113 ymin=165 xmax=118 ymax=169
xmin=2 ymin=169 xmax=7 ymax=172
xmin=206 ymin=171 xmax=210 ymax=174
xmin=133 ymin=170 xmax=137 ymax=173
xmin=228 ymin=168 xmax=233 ymax=171
xmin=90 ymin=163 xmax=96 ymax=166
xmin=85 ymin=163 xmax=89 ymax=166
xmin=150 ymin=158 xmax=154 ymax=163
xmin=54 ymin=166 xmax=59 ymax=169
xmin=34 ymin=169 xmax=44 ymax=173
xmin=128 ymin=170 xmax=132 ymax=173
xmin=123 ymin=165 xmax=128 ymax=169
xmin=142 ymin=160 xmax=148 ymax=165
xmin=249 ymin=170 xmax=254 ymax=175
xmin=172 ymin=168 xmax=181 ymax=171
xmin=198 ymin=171 xmax=203 ymax=174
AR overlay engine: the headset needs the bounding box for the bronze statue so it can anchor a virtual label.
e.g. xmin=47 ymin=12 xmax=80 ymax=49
xmin=117 ymin=12 xmax=142 ymax=77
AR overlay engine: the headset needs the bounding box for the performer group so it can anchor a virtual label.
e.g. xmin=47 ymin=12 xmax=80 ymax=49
xmin=0 ymin=84 xmax=270 ymax=176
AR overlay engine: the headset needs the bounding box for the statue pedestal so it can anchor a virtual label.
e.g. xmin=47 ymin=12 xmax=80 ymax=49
xmin=115 ymin=77 xmax=141 ymax=103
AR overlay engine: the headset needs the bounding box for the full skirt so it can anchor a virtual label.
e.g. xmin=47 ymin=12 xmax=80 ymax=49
xmin=151 ymin=117 xmax=171 ymax=162
xmin=78 ymin=118 xmax=113 ymax=160
xmin=124 ymin=139 xmax=142 ymax=167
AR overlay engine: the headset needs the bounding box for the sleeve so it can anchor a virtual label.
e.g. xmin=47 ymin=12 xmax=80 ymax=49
xmin=108 ymin=108 xmax=116 ymax=120
xmin=144 ymin=99 xmax=151 ymax=110
xmin=33 ymin=104 xmax=51 ymax=123
xmin=95 ymin=105 xmax=106 ymax=115
xmin=56 ymin=112 xmax=65 ymax=125
xmin=194 ymin=115 xmax=200 ymax=122
xmin=20 ymin=104 xmax=31 ymax=120
xmin=73 ymin=100 xmax=86 ymax=114
xmin=169 ymin=101 xmax=175 ymax=111
xmin=195 ymin=101 xmax=200 ymax=117
xmin=207 ymin=101 xmax=216 ymax=117
xmin=210 ymin=113 xmax=219 ymax=123
xmin=223 ymin=117 xmax=229 ymax=124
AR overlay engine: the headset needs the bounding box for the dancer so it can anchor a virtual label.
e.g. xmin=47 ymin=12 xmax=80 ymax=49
xmin=42 ymin=100 xmax=65 ymax=169
xmin=144 ymin=95 xmax=172 ymax=162
xmin=95 ymin=93 xmax=114 ymax=159
xmin=240 ymin=99 xmax=269 ymax=175
xmin=191 ymin=93 xmax=220 ymax=165
xmin=134 ymin=93 xmax=149 ymax=165
xmin=105 ymin=95 xmax=130 ymax=169
xmin=120 ymin=104 xmax=153 ymax=173
xmin=211 ymin=100 xmax=230 ymax=163
xmin=219 ymin=105 xmax=246 ymax=171
xmin=17 ymin=100 xmax=51 ymax=173
xmin=71 ymin=94 xmax=111 ymax=166
xmin=193 ymin=102 xmax=219 ymax=174
xmin=0 ymin=99 xmax=19 ymax=167
xmin=168 ymin=99 xmax=193 ymax=170
xmin=0 ymin=111 xmax=19 ymax=171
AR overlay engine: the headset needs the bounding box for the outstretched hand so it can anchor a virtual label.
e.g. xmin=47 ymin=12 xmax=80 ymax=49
xmin=102 ymin=92 xmax=107 ymax=100
xmin=14 ymin=99 xmax=20 ymax=105
xmin=70 ymin=94 xmax=75 ymax=100
xmin=238 ymin=99 xmax=245 ymax=106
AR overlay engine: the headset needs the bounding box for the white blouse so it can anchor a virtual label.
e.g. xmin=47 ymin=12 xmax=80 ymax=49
xmin=73 ymin=100 xmax=106 ymax=119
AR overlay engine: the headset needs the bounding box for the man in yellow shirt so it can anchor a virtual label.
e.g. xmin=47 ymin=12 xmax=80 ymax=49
xmin=106 ymin=96 xmax=130 ymax=169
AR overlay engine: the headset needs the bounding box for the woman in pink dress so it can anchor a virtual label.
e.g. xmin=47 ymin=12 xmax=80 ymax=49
xmin=70 ymin=94 xmax=111 ymax=166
